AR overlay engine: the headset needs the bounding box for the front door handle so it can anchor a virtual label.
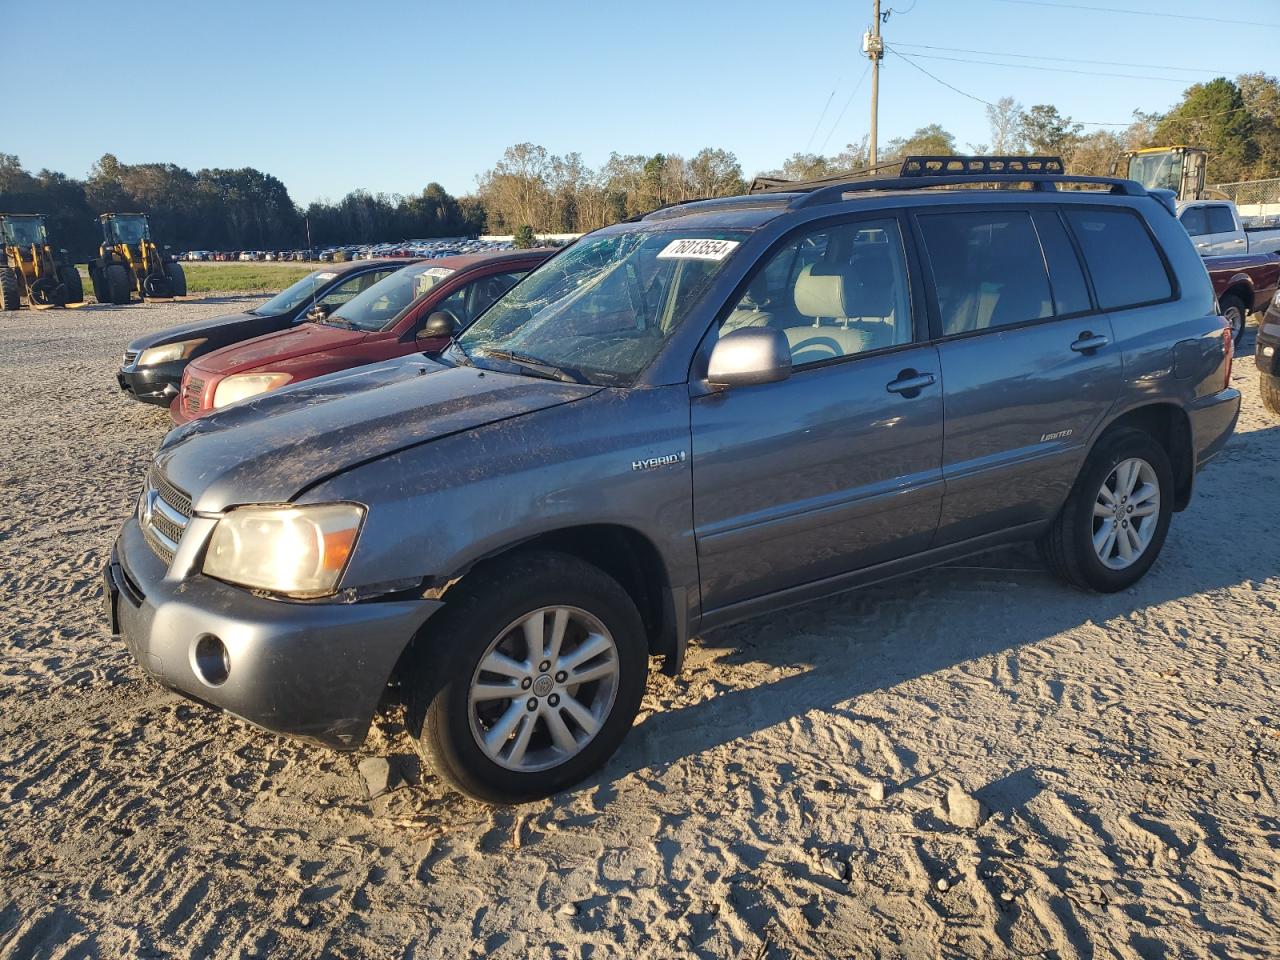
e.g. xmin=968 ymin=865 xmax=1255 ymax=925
xmin=886 ymin=370 xmax=936 ymax=396
xmin=1070 ymin=332 xmax=1110 ymax=353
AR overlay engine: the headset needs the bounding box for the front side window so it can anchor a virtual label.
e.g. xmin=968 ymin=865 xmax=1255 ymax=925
xmin=1065 ymin=209 xmax=1173 ymax=311
xmin=455 ymin=230 xmax=746 ymax=385
xmin=1179 ymin=207 xmax=1208 ymax=237
xmin=1205 ymin=206 xmax=1237 ymax=234
xmin=918 ymin=211 xmax=1053 ymax=335
xmin=719 ymin=218 xmax=913 ymax=367
xmin=2 ymin=218 xmax=47 ymax=246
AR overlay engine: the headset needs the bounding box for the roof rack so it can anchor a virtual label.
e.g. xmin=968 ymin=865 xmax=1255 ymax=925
xmin=752 ymin=155 xmax=1147 ymax=209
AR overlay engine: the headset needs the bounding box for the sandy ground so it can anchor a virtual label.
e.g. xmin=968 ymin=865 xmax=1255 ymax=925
xmin=1 ymin=296 xmax=1277 ymax=960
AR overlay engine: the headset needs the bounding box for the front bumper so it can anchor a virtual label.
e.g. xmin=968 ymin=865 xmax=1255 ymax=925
xmin=117 ymin=361 xmax=185 ymax=406
xmin=1257 ymin=310 xmax=1280 ymax=375
xmin=105 ymin=517 xmax=442 ymax=749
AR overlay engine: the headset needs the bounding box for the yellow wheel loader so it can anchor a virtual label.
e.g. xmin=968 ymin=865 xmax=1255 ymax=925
xmin=0 ymin=213 xmax=84 ymax=310
xmin=87 ymin=213 xmax=186 ymax=305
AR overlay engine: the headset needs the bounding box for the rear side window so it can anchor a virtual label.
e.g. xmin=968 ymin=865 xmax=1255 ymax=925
xmin=1031 ymin=210 xmax=1091 ymax=317
xmin=918 ymin=211 xmax=1053 ymax=335
xmin=1205 ymin=206 xmax=1236 ymax=234
xmin=1065 ymin=209 xmax=1173 ymax=310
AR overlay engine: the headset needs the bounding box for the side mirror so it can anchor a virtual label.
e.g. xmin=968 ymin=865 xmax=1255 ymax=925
xmin=307 ymin=302 xmax=333 ymax=320
xmin=706 ymin=327 xmax=792 ymax=389
xmin=419 ymin=310 xmax=459 ymax=340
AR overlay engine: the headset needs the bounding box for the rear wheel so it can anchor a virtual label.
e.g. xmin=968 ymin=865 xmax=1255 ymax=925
xmin=1220 ymin=294 xmax=1247 ymax=346
xmin=1037 ymin=428 xmax=1174 ymax=592
xmin=0 ymin=266 xmax=20 ymax=310
xmin=105 ymin=264 xmax=132 ymax=305
xmin=406 ymin=550 xmax=648 ymax=804
xmin=1262 ymin=373 xmax=1280 ymax=416
xmin=164 ymin=261 xmax=187 ymax=297
xmin=57 ymin=265 xmax=83 ymax=304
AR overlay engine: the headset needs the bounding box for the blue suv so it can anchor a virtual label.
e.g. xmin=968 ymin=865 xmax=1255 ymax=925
xmin=107 ymin=156 xmax=1239 ymax=803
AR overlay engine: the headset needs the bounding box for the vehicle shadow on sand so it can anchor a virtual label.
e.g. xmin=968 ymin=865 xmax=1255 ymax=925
xmin=599 ymin=416 xmax=1280 ymax=789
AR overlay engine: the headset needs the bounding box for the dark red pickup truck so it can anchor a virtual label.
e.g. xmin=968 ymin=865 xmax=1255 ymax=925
xmin=1204 ymin=251 xmax=1280 ymax=344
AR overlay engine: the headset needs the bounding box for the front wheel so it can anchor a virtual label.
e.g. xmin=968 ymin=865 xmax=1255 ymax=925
xmin=1262 ymin=373 xmax=1280 ymax=416
xmin=0 ymin=266 xmax=20 ymax=310
xmin=57 ymin=265 xmax=84 ymax=304
xmin=407 ymin=551 xmax=648 ymax=804
xmin=1037 ymin=428 xmax=1174 ymax=592
xmin=164 ymin=261 xmax=187 ymax=297
xmin=105 ymin=264 xmax=132 ymax=305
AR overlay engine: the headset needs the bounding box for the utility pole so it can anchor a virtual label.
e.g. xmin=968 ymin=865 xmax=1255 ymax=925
xmin=864 ymin=0 xmax=884 ymax=167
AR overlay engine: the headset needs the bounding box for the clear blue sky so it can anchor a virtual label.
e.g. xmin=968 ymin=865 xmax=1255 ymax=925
xmin=12 ymin=0 xmax=1279 ymax=204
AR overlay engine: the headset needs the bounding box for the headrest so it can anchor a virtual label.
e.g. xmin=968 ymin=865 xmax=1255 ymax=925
xmin=793 ymin=262 xmax=857 ymax=318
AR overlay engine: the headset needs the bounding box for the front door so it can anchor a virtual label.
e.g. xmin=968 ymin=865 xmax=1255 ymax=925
xmin=691 ymin=215 xmax=944 ymax=615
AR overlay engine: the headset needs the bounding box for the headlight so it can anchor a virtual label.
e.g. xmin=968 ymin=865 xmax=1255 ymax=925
xmin=203 ymin=503 xmax=364 ymax=598
xmin=137 ymin=338 xmax=206 ymax=366
xmin=213 ymin=372 xmax=292 ymax=409
xmin=1273 ymin=289 xmax=1280 ymax=307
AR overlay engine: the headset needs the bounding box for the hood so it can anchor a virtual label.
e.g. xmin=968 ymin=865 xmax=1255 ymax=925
xmin=156 ymin=356 xmax=602 ymax=512
xmin=187 ymin=321 xmax=368 ymax=377
xmin=126 ymin=310 xmax=263 ymax=352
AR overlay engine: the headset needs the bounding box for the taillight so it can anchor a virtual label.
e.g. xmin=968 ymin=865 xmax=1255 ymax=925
xmin=1221 ymin=315 xmax=1233 ymax=391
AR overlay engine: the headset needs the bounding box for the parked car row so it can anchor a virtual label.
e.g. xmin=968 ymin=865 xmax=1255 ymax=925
xmin=108 ymin=157 xmax=1242 ymax=805
xmin=180 ymin=239 xmax=530 ymax=264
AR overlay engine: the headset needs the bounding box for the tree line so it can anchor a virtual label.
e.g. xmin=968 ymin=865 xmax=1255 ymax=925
xmin=3 ymin=73 xmax=1277 ymax=257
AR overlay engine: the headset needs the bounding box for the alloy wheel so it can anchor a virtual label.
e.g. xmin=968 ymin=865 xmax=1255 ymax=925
xmin=1092 ymin=457 xmax=1160 ymax=570
xmin=467 ymin=606 xmax=621 ymax=773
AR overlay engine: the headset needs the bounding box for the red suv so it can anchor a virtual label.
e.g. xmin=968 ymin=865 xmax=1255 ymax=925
xmin=173 ymin=249 xmax=551 ymax=423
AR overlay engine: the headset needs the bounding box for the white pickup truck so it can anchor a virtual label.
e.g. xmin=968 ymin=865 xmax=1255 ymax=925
xmin=1177 ymin=199 xmax=1280 ymax=256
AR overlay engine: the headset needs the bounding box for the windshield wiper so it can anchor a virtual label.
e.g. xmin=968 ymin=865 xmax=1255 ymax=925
xmin=320 ymin=315 xmax=354 ymax=329
xmin=480 ymin=349 xmax=587 ymax=384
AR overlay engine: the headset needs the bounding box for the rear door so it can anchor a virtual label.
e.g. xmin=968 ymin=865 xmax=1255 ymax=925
xmin=915 ymin=205 xmax=1124 ymax=546
xmin=691 ymin=213 xmax=944 ymax=614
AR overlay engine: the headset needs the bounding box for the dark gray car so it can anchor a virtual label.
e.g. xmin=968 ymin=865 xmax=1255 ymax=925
xmin=106 ymin=157 xmax=1240 ymax=803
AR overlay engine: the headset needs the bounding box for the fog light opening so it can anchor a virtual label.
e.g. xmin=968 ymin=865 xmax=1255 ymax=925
xmin=192 ymin=634 xmax=230 ymax=686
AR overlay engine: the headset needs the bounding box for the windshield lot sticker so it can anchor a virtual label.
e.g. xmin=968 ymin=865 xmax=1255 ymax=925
xmin=657 ymin=238 xmax=740 ymax=261
xmin=315 ymin=272 xmax=337 ymax=280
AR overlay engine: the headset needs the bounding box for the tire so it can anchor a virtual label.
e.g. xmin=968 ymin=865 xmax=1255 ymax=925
xmin=105 ymin=264 xmax=132 ymax=305
xmin=1220 ymin=294 xmax=1247 ymax=346
xmin=1037 ymin=428 xmax=1174 ymax=593
xmin=57 ymin=265 xmax=83 ymax=304
xmin=0 ymin=266 xmax=20 ymax=311
xmin=1262 ymin=373 xmax=1280 ymax=416
xmin=89 ymin=263 xmax=109 ymax=303
xmin=164 ymin=261 xmax=187 ymax=297
xmin=406 ymin=550 xmax=649 ymax=804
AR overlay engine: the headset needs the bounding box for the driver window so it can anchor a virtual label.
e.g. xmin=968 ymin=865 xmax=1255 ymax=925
xmin=721 ymin=218 xmax=913 ymax=368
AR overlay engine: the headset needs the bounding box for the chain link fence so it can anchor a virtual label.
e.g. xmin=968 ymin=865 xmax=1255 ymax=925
xmin=1213 ymin=178 xmax=1280 ymax=224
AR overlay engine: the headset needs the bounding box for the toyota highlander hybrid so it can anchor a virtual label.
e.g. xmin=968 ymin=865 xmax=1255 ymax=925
xmin=106 ymin=156 xmax=1240 ymax=804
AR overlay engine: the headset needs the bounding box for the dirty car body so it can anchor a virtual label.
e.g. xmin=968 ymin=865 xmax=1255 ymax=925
xmin=108 ymin=159 xmax=1239 ymax=800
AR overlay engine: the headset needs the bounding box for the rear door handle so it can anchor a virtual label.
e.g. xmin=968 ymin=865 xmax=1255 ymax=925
xmin=1070 ymin=333 xmax=1110 ymax=353
xmin=886 ymin=371 xmax=936 ymax=395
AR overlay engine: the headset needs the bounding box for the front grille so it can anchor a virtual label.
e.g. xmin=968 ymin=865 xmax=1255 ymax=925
xmin=183 ymin=377 xmax=205 ymax=415
xmin=140 ymin=466 xmax=193 ymax=563
xmin=123 ymin=349 xmax=139 ymax=366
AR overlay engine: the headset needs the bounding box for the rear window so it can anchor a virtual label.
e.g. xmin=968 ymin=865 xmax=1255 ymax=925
xmin=1065 ymin=209 xmax=1173 ymax=310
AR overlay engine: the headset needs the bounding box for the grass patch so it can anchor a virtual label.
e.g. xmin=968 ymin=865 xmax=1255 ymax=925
xmin=76 ymin=261 xmax=312 ymax=296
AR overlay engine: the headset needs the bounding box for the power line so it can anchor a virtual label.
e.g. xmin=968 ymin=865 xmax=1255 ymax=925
xmin=892 ymin=42 xmax=1233 ymax=77
xmin=819 ymin=63 xmax=872 ymax=154
xmin=898 ymin=50 xmax=1200 ymax=84
xmin=992 ymin=0 xmax=1280 ymax=29
xmin=804 ymin=84 xmax=840 ymax=152
xmin=887 ymin=45 xmax=1260 ymax=130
